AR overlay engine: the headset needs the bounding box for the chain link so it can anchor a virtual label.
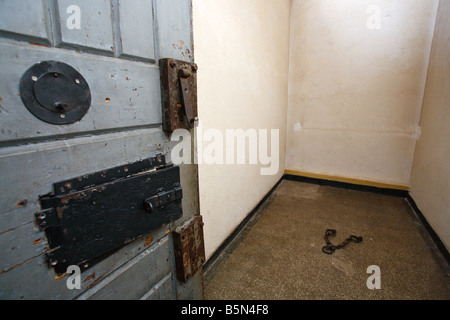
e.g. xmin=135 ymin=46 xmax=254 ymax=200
xmin=322 ymin=229 xmax=363 ymax=254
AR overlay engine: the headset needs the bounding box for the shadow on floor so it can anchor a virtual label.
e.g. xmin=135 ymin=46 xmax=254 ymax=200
xmin=204 ymin=180 xmax=450 ymax=300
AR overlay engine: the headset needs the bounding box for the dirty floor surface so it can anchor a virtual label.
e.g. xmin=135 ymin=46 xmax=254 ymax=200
xmin=204 ymin=180 xmax=450 ymax=300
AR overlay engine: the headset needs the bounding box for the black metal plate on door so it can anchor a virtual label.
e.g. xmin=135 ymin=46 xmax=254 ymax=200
xmin=20 ymin=61 xmax=91 ymax=125
xmin=36 ymin=156 xmax=183 ymax=275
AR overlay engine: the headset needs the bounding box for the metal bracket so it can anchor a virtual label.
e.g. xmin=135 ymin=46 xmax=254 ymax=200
xmin=172 ymin=215 xmax=206 ymax=283
xmin=144 ymin=184 xmax=183 ymax=214
xmin=160 ymin=58 xmax=198 ymax=133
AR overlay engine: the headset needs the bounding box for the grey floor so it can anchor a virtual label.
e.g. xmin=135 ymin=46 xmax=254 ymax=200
xmin=204 ymin=180 xmax=450 ymax=300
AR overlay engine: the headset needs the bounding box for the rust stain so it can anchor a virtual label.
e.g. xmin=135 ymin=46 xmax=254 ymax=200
xmin=29 ymin=42 xmax=49 ymax=48
xmin=126 ymin=77 xmax=130 ymax=81
xmin=17 ymin=199 xmax=28 ymax=207
xmin=83 ymin=272 xmax=96 ymax=283
xmin=0 ymin=264 xmax=19 ymax=275
xmin=87 ymin=272 xmax=106 ymax=289
xmin=105 ymin=98 xmax=111 ymax=103
xmin=0 ymin=229 xmax=11 ymax=236
xmin=32 ymin=238 xmax=43 ymax=245
xmin=1 ymin=255 xmax=41 ymax=275
xmin=54 ymin=273 xmax=66 ymax=281
xmin=144 ymin=236 xmax=153 ymax=247
xmin=56 ymin=206 xmax=68 ymax=219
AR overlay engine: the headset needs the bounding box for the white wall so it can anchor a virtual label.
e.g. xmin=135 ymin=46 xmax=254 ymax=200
xmin=193 ymin=0 xmax=448 ymax=260
xmin=193 ymin=0 xmax=291 ymax=259
xmin=286 ymin=0 xmax=438 ymax=186
xmin=410 ymin=0 xmax=450 ymax=250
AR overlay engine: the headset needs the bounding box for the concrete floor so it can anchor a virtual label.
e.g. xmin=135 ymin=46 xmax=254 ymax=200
xmin=204 ymin=180 xmax=450 ymax=300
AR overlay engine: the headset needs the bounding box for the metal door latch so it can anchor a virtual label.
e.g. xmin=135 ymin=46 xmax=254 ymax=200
xmin=160 ymin=58 xmax=198 ymax=133
xmin=35 ymin=155 xmax=183 ymax=275
xmin=144 ymin=184 xmax=183 ymax=214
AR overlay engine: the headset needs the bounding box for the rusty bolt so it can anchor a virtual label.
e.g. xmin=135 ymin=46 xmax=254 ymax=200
xmin=191 ymin=64 xmax=198 ymax=72
xmin=179 ymin=68 xmax=192 ymax=78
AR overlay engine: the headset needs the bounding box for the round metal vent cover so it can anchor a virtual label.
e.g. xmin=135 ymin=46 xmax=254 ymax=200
xmin=20 ymin=61 xmax=91 ymax=125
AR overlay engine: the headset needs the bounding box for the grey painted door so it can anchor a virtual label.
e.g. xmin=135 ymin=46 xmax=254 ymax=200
xmin=0 ymin=0 xmax=201 ymax=300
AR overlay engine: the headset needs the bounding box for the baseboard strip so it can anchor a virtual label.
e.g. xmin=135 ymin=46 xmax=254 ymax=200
xmin=406 ymin=195 xmax=450 ymax=265
xmin=284 ymin=173 xmax=409 ymax=197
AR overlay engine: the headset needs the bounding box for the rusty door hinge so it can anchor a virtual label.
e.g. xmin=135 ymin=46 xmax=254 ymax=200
xmin=160 ymin=58 xmax=198 ymax=133
xmin=172 ymin=215 xmax=206 ymax=283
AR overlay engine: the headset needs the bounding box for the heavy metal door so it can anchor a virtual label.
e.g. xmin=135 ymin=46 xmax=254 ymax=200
xmin=0 ymin=0 xmax=203 ymax=300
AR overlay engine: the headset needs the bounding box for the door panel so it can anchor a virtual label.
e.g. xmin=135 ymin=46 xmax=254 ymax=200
xmin=0 ymin=41 xmax=161 ymax=143
xmin=0 ymin=129 xmax=166 ymax=272
xmin=76 ymin=237 xmax=171 ymax=300
xmin=58 ymin=0 xmax=115 ymax=52
xmin=0 ymin=225 xmax=172 ymax=300
xmin=0 ymin=0 xmax=201 ymax=300
xmin=140 ymin=274 xmax=173 ymax=300
xmin=119 ymin=1 xmax=156 ymax=60
xmin=155 ymin=0 xmax=194 ymax=62
xmin=0 ymin=0 xmax=49 ymax=40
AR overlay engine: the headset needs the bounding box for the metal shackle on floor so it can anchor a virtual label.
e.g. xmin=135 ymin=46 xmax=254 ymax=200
xmin=322 ymin=229 xmax=363 ymax=255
